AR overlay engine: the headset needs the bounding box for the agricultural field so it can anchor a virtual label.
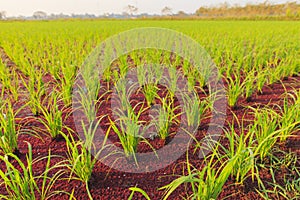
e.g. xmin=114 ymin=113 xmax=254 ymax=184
xmin=0 ymin=20 xmax=299 ymax=199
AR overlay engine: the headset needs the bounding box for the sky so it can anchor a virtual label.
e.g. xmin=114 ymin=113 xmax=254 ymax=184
xmin=0 ymin=0 xmax=296 ymax=17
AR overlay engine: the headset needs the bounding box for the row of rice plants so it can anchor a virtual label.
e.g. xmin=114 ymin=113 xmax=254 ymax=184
xmin=129 ymin=88 xmax=300 ymax=199
xmin=0 ymin=60 xmax=19 ymax=101
xmin=1 ymin=22 xmax=298 ymax=112
xmin=162 ymin=89 xmax=300 ymax=199
xmin=0 ymin=20 xmax=298 ymax=199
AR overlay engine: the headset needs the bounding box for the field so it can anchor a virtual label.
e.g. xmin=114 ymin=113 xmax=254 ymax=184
xmin=0 ymin=20 xmax=299 ymax=199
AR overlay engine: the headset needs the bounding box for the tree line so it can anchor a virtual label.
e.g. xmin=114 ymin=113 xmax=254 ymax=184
xmin=195 ymin=1 xmax=300 ymax=18
xmin=1 ymin=1 xmax=299 ymax=20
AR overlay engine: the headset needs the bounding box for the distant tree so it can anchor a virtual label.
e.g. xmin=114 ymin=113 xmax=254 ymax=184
xmin=122 ymin=11 xmax=129 ymax=17
xmin=161 ymin=6 xmax=172 ymax=16
xmin=125 ymin=5 xmax=138 ymax=16
xmin=0 ymin=11 xmax=7 ymax=20
xmin=103 ymin=13 xmax=110 ymax=17
xmin=195 ymin=1 xmax=300 ymax=18
xmin=50 ymin=13 xmax=56 ymax=19
xmin=195 ymin=7 xmax=208 ymax=16
xmin=33 ymin=11 xmax=47 ymax=19
xmin=177 ymin=11 xmax=187 ymax=17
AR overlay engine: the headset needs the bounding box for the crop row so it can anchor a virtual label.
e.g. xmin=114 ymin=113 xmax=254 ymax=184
xmin=0 ymin=20 xmax=299 ymax=199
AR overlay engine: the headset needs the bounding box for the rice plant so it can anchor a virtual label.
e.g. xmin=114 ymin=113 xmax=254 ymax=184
xmin=0 ymin=143 xmax=66 ymax=200
xmin=75 ymin=77 xmax=106 ymax=124
xmin=109 ymin=102 xmax=149 ymax=162
xmin=60 ymin=64 xmax=77 ymax=107
xmin=182 ymin=59 xmax=190 ymax=77
xmin=165 ymin=66 xmax=178 ymax=99
xmin=151 ymin=97 xmax=180 ymax=140
xmin=117 ymin=54 xmax=130 ymax=79
xmin=0 ymin=100 xmax=19 ymax=154
xmin=62 ymin=119 xmax=103 ymax=200
xmin=137 ymin=64 xmax=161 ymax=107
xmin=256 ymin=149 xmax=300 ymax=200
xmin=249 ymin=107 xmax=281 ymax=160
xmin=75 ymin=87 xmax=98 ymax=124
xmin=279 ymin=90 xmax=300 ymax=141
xmin=142 ymin=82 xmax=159 ymax=107
xmin=219 ymin=120 xmax=256 ymax=184
xmin=80 ymin=59 xmax=101 ymax=101
xmin=21 ymin=69 xmax=45 ymax=116
xmin=128 ymin=187 xmax=151 ymax=200
xmin=243 ymin=70 xmax=257 ymax=100
xmin=226 ymin=72 xmax=244 ymax=108
xmin=187 ymin=72 xmax=197 ymax=92
xmin=35 ymin=92 xmax=65 ymax=139
xmin=256 ymin=70 xmax=267 ymax=94
xmin=267 ymin=66 xmax=283 ymax=85
xmin=0 ymin=61 xmax=19 ymax=101
xmin=160 ymin=147 xmax=238 ymax=200
xmin=113 ymin=77 xmax=136 ymax=115
xmin=181 ymin=92 xmax=210 ymax=128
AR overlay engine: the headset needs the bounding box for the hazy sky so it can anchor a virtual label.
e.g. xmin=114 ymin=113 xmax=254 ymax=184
xmin=0 ymin=0 xmax=294 ymax=17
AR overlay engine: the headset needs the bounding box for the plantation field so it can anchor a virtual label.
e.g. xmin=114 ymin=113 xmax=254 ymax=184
xmin=0 ymin=20 xmax=299 ymax=199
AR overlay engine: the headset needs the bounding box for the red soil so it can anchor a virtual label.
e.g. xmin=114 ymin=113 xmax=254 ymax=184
xmin=0 ymin=47 xmax=300 ymax=199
